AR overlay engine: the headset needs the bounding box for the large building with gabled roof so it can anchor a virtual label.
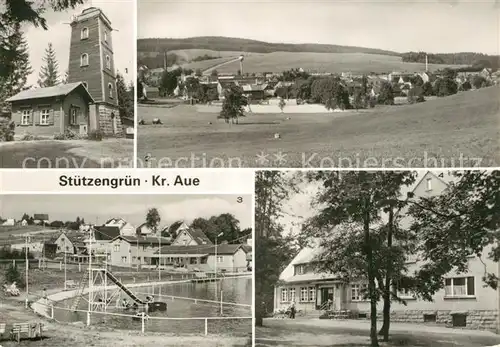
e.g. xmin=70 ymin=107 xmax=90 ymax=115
xmin=272 ymin=171 xmax=498 ymax=331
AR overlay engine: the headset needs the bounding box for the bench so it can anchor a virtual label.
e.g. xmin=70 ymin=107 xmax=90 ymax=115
xmin=65 ymin=280 xmax=77 ymax=288
xmin=10 ymin=322 xmax=44 ymax=342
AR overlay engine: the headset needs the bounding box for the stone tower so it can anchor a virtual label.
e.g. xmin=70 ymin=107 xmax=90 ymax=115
xmin=67 ymin=7 xmax=122 ymax=136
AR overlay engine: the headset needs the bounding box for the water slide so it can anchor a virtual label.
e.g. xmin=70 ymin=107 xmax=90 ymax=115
xmin=103 ymin=270 xmax=146 ymax=305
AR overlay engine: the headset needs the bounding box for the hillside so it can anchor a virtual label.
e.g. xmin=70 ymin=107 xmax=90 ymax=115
xmin=137 ymin=36 xmax=400 ymax=56
xmin=182 ymin=52 xmax=463 ymax=74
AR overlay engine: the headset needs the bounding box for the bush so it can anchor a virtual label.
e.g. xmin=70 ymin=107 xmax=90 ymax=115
xmin=20 ymin=133 xmax=41 ymax=141
xmin=0 ymin=120 xmax=15 ymax=141
xmin=88 ymin=130 xmax=103 ymax=141
xmin=5 ymin=263 xmax=24 ymax=288
xmin=53 ymin=129 xmax=89 ymax=140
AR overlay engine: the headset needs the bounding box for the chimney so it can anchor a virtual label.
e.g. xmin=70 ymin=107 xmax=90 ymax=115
xmin=425 ymin=54 xmax=428 ymax=72
xmin=163 ymin=50 xmax=167 ymax=71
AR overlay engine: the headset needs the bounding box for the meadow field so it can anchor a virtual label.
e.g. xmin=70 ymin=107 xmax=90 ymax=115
xmin=136 ymin=86 xmax=500 ymax=168
xmin=183 ymin=52 xmax=463 ymax=74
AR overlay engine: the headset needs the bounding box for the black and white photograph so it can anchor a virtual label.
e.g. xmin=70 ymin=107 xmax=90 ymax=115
xmin=0 ymin=194 xmax=253 ymax=346
xmin=0 ymin=0 xmax=135 ymax=169
xmin=137 ymin=0 xmax=499 ymax=168
xmin=255 ymin=170 xmax=500 ymax=347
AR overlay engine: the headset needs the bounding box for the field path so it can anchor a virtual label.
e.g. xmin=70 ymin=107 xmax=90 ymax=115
xmin=202 ymin=57 xmax=241 ymax=75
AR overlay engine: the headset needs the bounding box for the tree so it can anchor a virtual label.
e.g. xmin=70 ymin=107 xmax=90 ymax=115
xmin=195 ymin=68 xmax=202 ymax=77
xmin=146 ymin=208 xmax=161 ymax=234
xmin=37 ymin=43 xmax=60 ymax=87
xmin=218 ymin=84 xmax=247 ymax=124
xmin=5 ymin=263 xmax=24 ymax=287
xmin=190 ymin=214 xmax=242 ymax=243
xmin=407 ymin=86 xmax=425 ymax=104
xmin=211 ymin=69 xmax=218 ymax=77
xmin=160 ymin=68 xmax=183 ymax=96
xmin=352 ymin=87 xmax=366 ymax=110
xmin=278 ymin=98 xmax=286 ymax=112
xmin=137 ymin=79 xmax=144 ymax=99
xmin=304 ymin=171 xmax=417 ymax=346
xmin=422 ymin=81 xmax=433 ymax=96
xmin=255 ymin=171 xmax=297 ymax=327
xmin=165 ymin=220 xmax=183 ymax=238
xmin=471 ymin=75 xmax=487 ymax=89
xmin=61 ymin=70 xmax=69 ymax=84
xmin=0 ymin=24 xmax=32 ymax=112
xmin=116 ymin=73 xmax=133 ymax=120
xmin=434 ymin=77 xmax=458 ymax=97
xmin=377 ymin=81 xmax=394 ymax=105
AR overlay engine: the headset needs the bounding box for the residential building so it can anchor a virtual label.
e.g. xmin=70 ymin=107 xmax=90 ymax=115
xmin=45 ymin=232 xmax=76 ymax=254
xmin=241 ymin=84 xmax=267 ymax=101
xmin=6 ymin=83 xmax=94 ymax=137
xmin=33 ymin=214 xmax=49 ymax=225
xmin=84 ymin=225 xmax=120 ymax=255
xmin=273 ymin=171 xmax=499 ymax=331
xmin=1 ymin=219 xmax=15 ymax=226
xmin=109 ymin=235 xmax=171 ymax=266
xmin=171 ymin=223 xmax=213 ymax=246
xmin=136 ymin=223 xmax=156 ymax=236
xmin=104 ymin=218 xmax=136 ymax=236
xmin=154 ymin=243 xmax=249 ymax=272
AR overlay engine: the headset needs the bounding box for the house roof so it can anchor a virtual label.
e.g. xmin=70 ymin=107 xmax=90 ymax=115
xmin=33 ymin=214 xmax=49 ymax=220
xmin=6 ymin=82 xmax=95 ymax=103
xmin=111 ymin=235 xmax=172 ymax=246
xmin=93 ymin=226 xmax=120 ymax=241
xmin=156 ymin=243 xmax=246 ymax=255
xmin=242 ymin=84 xmax=267 ymax=92
xmin=174 ymin=228 xmax=213 ymax=245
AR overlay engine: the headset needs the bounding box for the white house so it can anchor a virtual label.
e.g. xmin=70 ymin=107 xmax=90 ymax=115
xmin=104 ymin=218 xmax=136 ymax=237
xmin=2 ymin=219 xmax=15 ymax=226
xmin=273 ymin=171 xmax=499 ymax=331
xmin=171 ymin=223 xmax=213 ymax=246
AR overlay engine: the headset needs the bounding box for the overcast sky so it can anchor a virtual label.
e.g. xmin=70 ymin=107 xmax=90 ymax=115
xmin=0 ymin=194 xmax=252 ymax=230
xmin=138 ymin=0 xmax=500 ymax=55
xmin=22 ymin=0 xmax=134 ymax=86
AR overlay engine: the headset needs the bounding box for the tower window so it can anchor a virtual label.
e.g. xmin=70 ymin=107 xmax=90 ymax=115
xmin=104 ymin=31 xmax=108 ymax=42
xmin=108 ymin=83 xmax=114 ymax=99
xmin=80 ymin=53 xmax=89 ymax=67
xmin=81 ymin=27 xmax=89 ymax=40
xmin=106 ymin=55 xmax=111 ymax=70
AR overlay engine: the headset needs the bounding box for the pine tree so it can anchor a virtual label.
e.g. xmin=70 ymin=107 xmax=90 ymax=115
xmin=38 ymin=43 xmax=60 ymax=87
xmin=0 ymin=23 xmax=32 ymax=112
xmin=116 ymin=73 xmax=134 ymax=119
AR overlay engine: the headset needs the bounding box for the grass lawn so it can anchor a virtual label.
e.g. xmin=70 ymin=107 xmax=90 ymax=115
xmin=0 ymin=138 xmax=134 ymax=168
xmin=182 ymin=52 xmax=462 ymax=75
xmin=137 ymin=86 xmax=500 ymax=168
xmin=256 ymin=318 xmax=500 ymax=347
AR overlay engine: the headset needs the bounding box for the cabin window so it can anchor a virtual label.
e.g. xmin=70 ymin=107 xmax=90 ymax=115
xmin=106 ymin=55 xmax=111 ymax=69
xmin=351 ymin=283 xmax=368 ymax=301
xmin=80 ymin=53 xmax=89 ymax=67
xmin=121 ymin=256 xmax=127 ymax=263
xmin=281 ymin=288 xmax=288 ymax=302
xmin=70 ymin=107 xmax=79 ymax=125
xmin=289 ymin=288 xmax=296 ymax=302
xmin=113 ymin=245 xmax=119 ymax=252
xmin=104 ymin=30 xmax=108 ymax=42
xmin=300 ymin=287 xmax=308 ymax=302
xmin=21 ymin=109 xmax=31 ymax=125
xmin=444 ymin=277 xmax=475 ymax=297
xmin=40 ymin=109 xmax=50 ymax=125
xmin=81 ymin=27 xmax=89 ymax=40
xmin=217 ymin=256 xmax=223 ymax=263
xmin=108 ymin=83 xmax=114 ymax=98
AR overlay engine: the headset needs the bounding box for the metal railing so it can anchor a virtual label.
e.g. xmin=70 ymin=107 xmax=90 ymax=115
xmin=32 ymin=296 xmax=252 ymax=336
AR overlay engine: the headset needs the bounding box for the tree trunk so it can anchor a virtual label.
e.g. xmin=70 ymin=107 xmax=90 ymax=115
xmin=379 ymin=209 xmax=394 ymax=341
xmin=364 ymin=198 xmax=379 ymax=347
